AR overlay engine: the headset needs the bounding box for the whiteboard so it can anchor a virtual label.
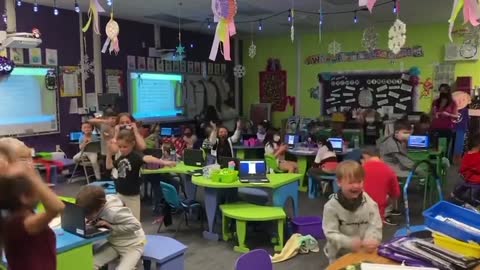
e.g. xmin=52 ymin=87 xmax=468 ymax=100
xmin=0 ymin=66 xmax=59 ymax=137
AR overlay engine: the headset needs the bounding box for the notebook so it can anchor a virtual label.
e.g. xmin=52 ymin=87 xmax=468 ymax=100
xmin=238 ymin=160 xmax=269 ymax=183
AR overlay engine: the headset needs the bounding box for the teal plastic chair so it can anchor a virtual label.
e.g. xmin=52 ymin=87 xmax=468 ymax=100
xmin=158 ymin=181 xmax=204 ymax=234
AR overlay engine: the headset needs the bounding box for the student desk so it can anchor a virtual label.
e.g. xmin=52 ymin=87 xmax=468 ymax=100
xmin=232 ymin=145 xmax=265 ymax=159
xmin=192 ymin=173 xmax=301 ymax=241
xmin=88 ymin=180 xmax=116 ymax=194
xmin=1 ymin=228 xmax=108 ymax=270
xmin=287 ymin=148 xmax=317 ymax=192
xmin=326 ymin=251 xmax=480 ymax=270
xmin=142 ymin=162 xmax=202 ymax=200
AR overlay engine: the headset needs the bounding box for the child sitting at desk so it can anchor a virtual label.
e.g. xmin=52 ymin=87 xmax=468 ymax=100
xmin=308 ymin=137 xmax=337 ymax=181
xmin=182 ymin=126 xmax=197 ymax=149
xmin=76 ymin=185 xmax=145 ymax=270
xmin=264 ymin=129 xmax=298 ymax=173
xmin=0 ymin=140 xmax=65 ymax=270
xmin=322 ymin=161 xmax=382 ymax=264
xmin=256 ymin=120 xmax=270 ymax=143
xmin=209 ymin=120 xmax=241 ymax=161
xmin=73 ymin=122 xmax=101 ymax=180
xmin=106 ymin=129 xmax=176 ymax=221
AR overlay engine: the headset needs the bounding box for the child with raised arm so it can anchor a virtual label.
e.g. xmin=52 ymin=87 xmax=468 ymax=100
xmin=76 ymin=185 xmax=145 ymax=270
xmin=0 ymin=140 xmax=65 ymax=270
xmin=322 ymin=161 xmax=382 ymax=264
xmin=209 ymin=120 xmax=241 ymax=161
xmin=106 ymin=129 xmax=176 ymax=221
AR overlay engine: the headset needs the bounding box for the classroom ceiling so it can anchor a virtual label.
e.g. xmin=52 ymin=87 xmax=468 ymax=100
xmin=21 ymin=0 xmax=453 ymax=35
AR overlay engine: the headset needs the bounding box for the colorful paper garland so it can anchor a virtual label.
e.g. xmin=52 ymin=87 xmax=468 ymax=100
xmin=448 ymin=0 xmax=480 ymax=42
xmin=209 ymin=0 xmax=237 ymax=61
xmin=82 ymin=0 xmax=105 ymax=34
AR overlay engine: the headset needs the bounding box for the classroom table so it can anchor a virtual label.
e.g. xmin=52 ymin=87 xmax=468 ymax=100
xmin=287 ymin=148 xmax=317 ymax=192
xmin=232 ymin=145 xmax=265 ymax=159
xmin=1 ymin=228 xmax=108 ymax=270
xmin=142 ymin=162 xmax=202 ymax=200
xmin=326 ymin=251 xmax=480 ymax=270
xmin=192 ymin=173 xmax=302 ymax=241
xmin=88 ymin=180 xmax=116 ymax=194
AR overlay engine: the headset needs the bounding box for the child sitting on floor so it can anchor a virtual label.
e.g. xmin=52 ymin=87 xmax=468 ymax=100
xmin=76 ymin=185 xmax=145 ymax=270
xmin=322 ymin=160 xmax=382 ymax=264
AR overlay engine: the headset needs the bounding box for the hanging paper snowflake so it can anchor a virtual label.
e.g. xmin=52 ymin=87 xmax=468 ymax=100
xmin=233 ymin=65 xmax=246 ymax=78
xmin=388 ymin=19 xmax=406 ymax=55
xmin=248 ymin=41 xmax=256 ymax=59
xmin=362 ymin=26 xmax=378 ymax=52
xmin=328 ymin=40 xmax=341 ymax=56
xmin=77 ymin=54 xmax=95 ymax=80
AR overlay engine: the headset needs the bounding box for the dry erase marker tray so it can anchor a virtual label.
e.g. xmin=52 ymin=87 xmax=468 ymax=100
xmin=423 ymin=201 xmax=480 ymax=243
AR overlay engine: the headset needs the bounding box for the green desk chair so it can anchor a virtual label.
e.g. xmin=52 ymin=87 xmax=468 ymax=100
xmin=220 ymin=202 xmax=286 ymax=253
xmin=264 ymin=154 xmax=287 ymax=174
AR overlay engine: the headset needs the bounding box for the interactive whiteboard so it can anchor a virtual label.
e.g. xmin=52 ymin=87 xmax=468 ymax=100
xmin=0 ymin=66 xmax=59 ymax=137
xmin=128 ymin=72 xmax=184 ymax=122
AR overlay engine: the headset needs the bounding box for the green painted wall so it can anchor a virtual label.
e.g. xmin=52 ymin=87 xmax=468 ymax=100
xmin=242 ymin=23 xmax=480 ymax=127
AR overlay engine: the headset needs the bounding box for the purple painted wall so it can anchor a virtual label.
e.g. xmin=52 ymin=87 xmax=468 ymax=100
xmin=1 ymin=1 xmax=238 ymax=156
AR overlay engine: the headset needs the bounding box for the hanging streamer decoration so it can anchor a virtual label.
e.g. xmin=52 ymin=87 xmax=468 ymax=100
xmin=318 ymin=0 xmax=322 ymax=44
xmin=359 ymin=0 xmax=377 ymax=13
xmin=290 ymin=8 xmax=295 ymax=42
xmin=448 ymin=0 xmax=480 ymax=42
xmin=82 ymin=0 xmax=105 ymax=34
xmin=209 ymin=0 xmax=237 ymax=61
xmin=102 ymin=13 xmax=120 ymax=55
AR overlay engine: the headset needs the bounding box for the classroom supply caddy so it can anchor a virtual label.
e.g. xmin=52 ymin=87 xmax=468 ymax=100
xmin=210 ymin=169 xmax=238 ymax=183
xmin=432 ymin=232 xmax=480 ymax=259
xmin=291 ymin=216 xmax=325 ymax=239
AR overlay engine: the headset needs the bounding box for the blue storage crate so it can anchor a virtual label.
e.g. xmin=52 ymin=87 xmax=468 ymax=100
xmin=423 ymin=201 xmax=480 ymax=243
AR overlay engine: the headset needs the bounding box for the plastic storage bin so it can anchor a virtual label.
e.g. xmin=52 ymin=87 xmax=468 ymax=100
xmin=423 ymin=201 xmax=480 ymax=243
xmin=291 ymin=216 xmax=325 ymax=239
xmin=432 ymin=232 xmax=480 ymax=258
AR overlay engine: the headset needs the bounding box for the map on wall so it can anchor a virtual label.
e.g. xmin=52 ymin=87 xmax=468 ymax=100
xmin=320 ymin=71 xmax=414 ymax=115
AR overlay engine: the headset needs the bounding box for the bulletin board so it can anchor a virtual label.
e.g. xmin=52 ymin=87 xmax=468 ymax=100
xmin=320 ymin=71 xmax=414 ymax=115
xmin=59 ymin=66 xmax=82 ymax=97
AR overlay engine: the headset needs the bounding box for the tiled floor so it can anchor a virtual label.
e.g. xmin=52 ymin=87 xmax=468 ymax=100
xmin=55 ymin=166 xmax=460 ymax=270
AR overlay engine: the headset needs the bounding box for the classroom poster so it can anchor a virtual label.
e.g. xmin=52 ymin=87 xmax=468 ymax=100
xmin=105 ymin=69 xmax=123 ymax=95
xmin=147 ymin=57 xmax=155 ymax=71
xmin=60 ymin=66 xmax=81 ymax=97
xmin=45 ymin=48 xmax=58 ymax=66
xmin=165 ymin=61 xmax=172 ymax=72
xmin=156 ymin=58 xmax=164 ymax=71
xmin=172 ymin=61 xmax=180 ymax=72
xmin=187 ymin=61 xmax=194 ymax=73
xmin=29 ymin=48 xmax=42 ymax=65
xmin=137 ymin=57 xmax=146 ymax=70
xmin=9 ymin=48 xmax=24 ymax=64
xmin=180 ymin=61 xmax=186 ymax=73
xmin=127 ymin=55 xmax=136 ymax=69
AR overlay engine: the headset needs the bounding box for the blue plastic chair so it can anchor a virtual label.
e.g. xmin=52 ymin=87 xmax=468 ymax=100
xmin=159 ymin=181 xmax=204 ymax=235
xmin=235 ymin=249 xmax=272 ymax=270
xmin=308 ymin=174 xmax=338 ymax=199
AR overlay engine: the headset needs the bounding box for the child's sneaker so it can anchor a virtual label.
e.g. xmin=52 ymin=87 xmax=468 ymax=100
xmin=384 ymin=217 xmax=398 ymax=226
xmin=389 ymin=209 xmax=402 ymax=216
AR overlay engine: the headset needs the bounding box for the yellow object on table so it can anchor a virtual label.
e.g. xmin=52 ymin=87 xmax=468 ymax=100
xmin=433 ymin=232 xmax=480 ymax=258
xmin=37 ymin=196 xmax=75 ymax=213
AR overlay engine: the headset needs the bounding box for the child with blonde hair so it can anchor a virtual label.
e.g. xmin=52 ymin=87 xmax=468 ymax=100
xmin=322 ymin=160 xmax=382 ymax=263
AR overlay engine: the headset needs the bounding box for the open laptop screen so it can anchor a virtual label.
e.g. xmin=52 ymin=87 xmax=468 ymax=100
xmin=284 ymin=134 xmax=299 ymax=146
xmin=328 ymin=138 xmax=344 ymax=151
xmin=70 ymin=131 xmax=83 ymax=142
xmin=239 ymin=160 xmax=266 ymax=176
xmin=160 ymin=128 xmax=172 ymax=136
xmin=408 ymin=135 xmax=429 ymax=149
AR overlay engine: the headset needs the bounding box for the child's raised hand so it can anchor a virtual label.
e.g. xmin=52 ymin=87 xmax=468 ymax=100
xmin=351 ymin=237 xmax=362 ymax=252
xmin=362 ymin=238 xmax=379 ymax=253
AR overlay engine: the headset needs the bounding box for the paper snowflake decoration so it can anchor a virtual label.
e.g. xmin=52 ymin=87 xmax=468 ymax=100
xmin=176 ymin=44 xmax=185 ymax=57
xmin=362 ymin=26 xmax=379 ymax=52
xmin=328 ymin=40 xmax=342 ymax=56
xmin=248 ymin=41 xmax=256 ymax=59
xmin=77 ymin=54 xmax=95 ymax=80
xmin=388 ymin=19 xmax=406 ymax=55
xmin=233 ymin=65 xmax=246 ymax=78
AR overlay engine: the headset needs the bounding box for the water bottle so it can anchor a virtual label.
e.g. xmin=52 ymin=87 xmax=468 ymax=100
xmin=228 ymin=161 xmax=235 ymax=171
xmin=353 ymin=135 xmax=359 ymax=149
xmin=170 ymin=148 xmax=177 ymax=162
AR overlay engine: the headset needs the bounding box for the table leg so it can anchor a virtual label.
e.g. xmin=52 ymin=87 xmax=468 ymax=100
xmin=182 ymin=175 xmax=197 ymax=200
xmin=272 ymin=181 xmax=299 ymax=217
xmin=236 ymin=149 xmax=245 ymax=159
xmin=296 ymin=156 xmax=308 ymax=192
xmin=203 ymin=187 xmax=220 ymax=241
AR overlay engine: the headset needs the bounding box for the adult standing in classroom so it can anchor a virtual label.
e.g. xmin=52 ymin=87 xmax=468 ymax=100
xmin=430 ymin=84 xmax=459 ymax=158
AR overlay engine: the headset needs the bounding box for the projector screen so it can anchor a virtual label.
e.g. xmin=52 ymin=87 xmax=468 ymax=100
xmin=129 ymin=72 xmax=184 ymax=122
xmin=0 ymin=66 xmax=59 ymax=137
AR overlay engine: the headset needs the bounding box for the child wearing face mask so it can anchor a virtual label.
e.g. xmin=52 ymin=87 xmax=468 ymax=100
xmin=264 ymin=129 xmax=298 ymax=173
xmin=378 ymin=119 xmax=424 ymax=178
xmin=182 ymin=126 xmax=197 ymax=149
xmin=256 ymin=120 xmax=270 ymax=143
xmin=209 ymin=120 xmax=241 ymax=161
xmin=322 ymin=161 xmax=382 ymax=264
xmin=308 ymin=137 xmax=338 ymax=181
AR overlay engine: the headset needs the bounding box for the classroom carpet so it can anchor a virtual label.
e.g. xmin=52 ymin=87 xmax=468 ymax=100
xmin=55 ymin=166 xmax=461 ymax=270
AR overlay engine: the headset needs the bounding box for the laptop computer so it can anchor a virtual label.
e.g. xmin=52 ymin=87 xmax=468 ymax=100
xmin=238 ymin=160 xmax=269 ymax=184
xmin=160 ymin=127 xmax=172 ymax=137
xmin=183 ymin=149 xmax=205 ymax=167
xmin=327 ymin=138 xmax=344 ymax=153
xmin=284 ymin=134 xmax=300 ymax=148
xmin=61 ymin=201 xmax=109 ymax=238
xmin=218 ymin=156 xmax=240 ymax=171
xmin=407 ymin=135 xmax=430 ymax=151
xmin=69 ymin=131 xmax=83 ymax=142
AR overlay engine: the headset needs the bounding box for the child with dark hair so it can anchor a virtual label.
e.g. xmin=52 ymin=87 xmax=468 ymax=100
xmin=76 ymin=185 xmax=145 ymax=270
xmin=459 ymin=134 xmax=480 ymax=183
xmin=106 ymin=129 xmax=176 ymax=221
xmin=209 ymin=120 xmax=241 ymax=160
xmin=308 ymin=137 xmax=338 ymax=181
xmin=264 ymin=129 xmax=298 ymax=173
xmin=182 ymin=126 xmax=197 ymax=149
xmin=0 ymin=142 xmax=64 ymax=270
